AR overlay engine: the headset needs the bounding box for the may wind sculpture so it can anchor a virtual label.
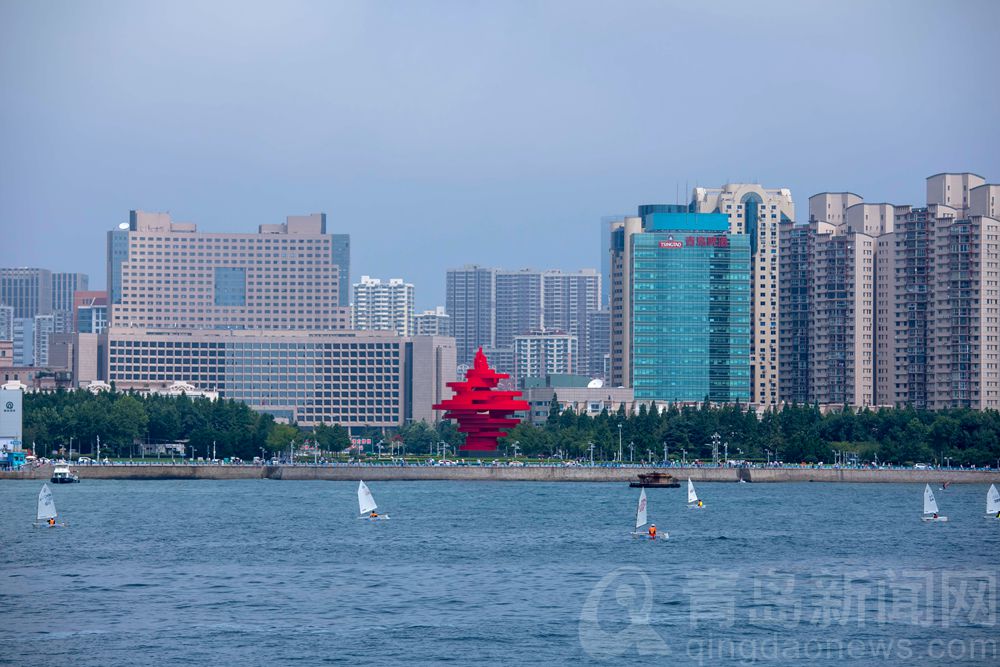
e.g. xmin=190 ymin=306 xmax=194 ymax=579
xmin=433 ymin=348 xmax=530 ymax=452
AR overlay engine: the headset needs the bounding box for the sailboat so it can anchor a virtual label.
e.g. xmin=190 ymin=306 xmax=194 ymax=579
xmin=631 ymin=488 xmax=667 ymax=540
xmin=358 ymin=480 xmax=389 ymax=520
xmin=921 ymin=484 xmax=948 ymax=522
xmin=687 ymin=478 xmax=704 ymax=509
xmin=33 ymin=484 xmax=65 ymax=528
xmin=986 ymin=484 xmax=1000 ymax=519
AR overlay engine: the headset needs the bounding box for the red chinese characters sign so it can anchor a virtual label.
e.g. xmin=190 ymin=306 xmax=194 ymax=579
xmin=659 ymin=236 xmax=729 ymax=249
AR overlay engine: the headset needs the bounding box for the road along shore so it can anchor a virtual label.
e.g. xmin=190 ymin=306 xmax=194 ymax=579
xmin=2 ymin=464 xmax=998 ymax=484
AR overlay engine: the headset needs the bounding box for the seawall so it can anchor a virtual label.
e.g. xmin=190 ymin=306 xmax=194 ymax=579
xmin=3 ymin=464 xmax=999 ymax=484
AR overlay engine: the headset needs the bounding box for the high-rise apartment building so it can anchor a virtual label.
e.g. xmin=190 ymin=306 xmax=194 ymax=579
xmin=586 ymin=309 xmax=610 ymax=382
xmin=351 ymin=276 xmax=415 ymax=336
xmin=780 ymin=196 xmax=887 ymax=407
xmin=495 ymin=270 xmax=544 ymax=350
xmin=692 ymin=185 xmax=794 ymax=407
xmin=415 ymin=306 xmax=452 ymax=337
xmin=107 ymin=210 xmax=349 ymax=331
xmin=609 ymin=208 xmax=751 ymax=403
xmin=542 ymin=269 xmax=601 ymax=378
xmin=924 ymin=177 xmax=1000 ymax=409
xmin=513 ymin=329 xmax=578 ymax=388
xmin=0 ymin=268 xmax=52 ymax=319
xmin=445 ymin=265 xmax=496 ymax=366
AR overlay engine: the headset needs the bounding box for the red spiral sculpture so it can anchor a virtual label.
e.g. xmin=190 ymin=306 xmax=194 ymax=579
xmin=433 ymin=347 xmax=530 ymax=452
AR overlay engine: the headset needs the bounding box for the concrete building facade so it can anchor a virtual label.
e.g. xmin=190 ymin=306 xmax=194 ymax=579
xmin=107 ymin=210 xmax=349 ymax=331
xmin=52 ymin=272 xmax=88 ymax=314
xmin=0 ymin=268 xmax=52 ymax=319
xmin=103 ymin=328 xmax=455 ymax=428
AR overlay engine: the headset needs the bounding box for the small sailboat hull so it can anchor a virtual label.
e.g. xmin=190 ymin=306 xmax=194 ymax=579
xmin=630 ymin=531 xmax=668 ymax=540
xmin=32 ymin=522 xmax=67 ymax=528
xmin=921 ymin=516 xmax=949 ymax=522
xmin=687 ymin=504 xmax=706 ymax=509
xmin=359 ymin=515 xmax=391 ymax=521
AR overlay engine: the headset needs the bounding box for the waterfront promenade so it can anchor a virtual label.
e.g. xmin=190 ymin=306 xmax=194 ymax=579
xmin=3 ymin=463 xmax=999 ymax=484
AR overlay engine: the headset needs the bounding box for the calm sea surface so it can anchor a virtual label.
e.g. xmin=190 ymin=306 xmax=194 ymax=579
xmin=2 ymin=480 xmax=998 ymax=666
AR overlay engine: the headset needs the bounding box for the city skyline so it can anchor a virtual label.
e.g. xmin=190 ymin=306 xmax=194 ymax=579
xmin=3 ymin=1 xmax=998 ymax=309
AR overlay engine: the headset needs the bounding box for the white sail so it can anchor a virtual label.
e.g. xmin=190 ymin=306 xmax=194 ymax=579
xmin=687 ymin=478 xmax=698 ymax=504
xmin=635 ymin=488 xmax=648 ymax=529
xmin=37 ymin=484 xmax=57 ymax=521
xmin=923 ymin=484 xmax=939 ymax=515
xmin=987 ymin=484 xmax=1000 ymax=515
xmin=358 ymin=480 xmax=377 ymax=515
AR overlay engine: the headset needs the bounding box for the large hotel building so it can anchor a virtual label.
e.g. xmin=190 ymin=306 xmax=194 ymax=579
xmin=89 ymin=210 xmax=455 ymax=428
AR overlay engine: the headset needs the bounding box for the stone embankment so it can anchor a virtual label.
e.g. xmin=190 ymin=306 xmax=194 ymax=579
xmin=2 ymin=464 xmax=998 ymax=484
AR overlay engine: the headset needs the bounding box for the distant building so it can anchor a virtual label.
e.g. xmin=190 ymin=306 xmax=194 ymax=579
xmin=104 ymin=328 xmax=455 ymax=428
xmin=542 ymin=269 xmax=601 ymax=379
xmin=513 ymin=329 xmax=578 ymax=388
xmin=586 ymin=309 xmax=610 ymax=381
xmin=0 ymin=305 xmax=12 ymax=341
xmin=414 ymin=306 xmax=451 ymax=337
xmin=519 ymin=374 xmax=637 ymax=425
xmin=610 ymin=208 xmax=751 ymax=404
xmin=74 ymin=291 xmax=109 ymax=334
xmin=107 ymin=210 xmax=350 ymax=331
xmin=51 ymin=272 xmax=88 ymax=313
xmin=446 ymin=265 xmax=496 ymax=366
xmin=0 ymin=340 xmax=11 ymax=369
xmin=351 ymin=276 xmax=415 ymax=336
xmin=12 ymin=318 xmax=33 ymax=366
xmin=495 ymin=269 xmax=544 ymax=349
xmin=0 ymin=268 xmax=52 ymax=319
xmin=692 ymin=185 xmax=795 ymax=407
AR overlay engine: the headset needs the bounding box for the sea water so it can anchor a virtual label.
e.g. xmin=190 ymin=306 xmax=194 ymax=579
xmin=1 ymin=480 xmax=998 ymax=666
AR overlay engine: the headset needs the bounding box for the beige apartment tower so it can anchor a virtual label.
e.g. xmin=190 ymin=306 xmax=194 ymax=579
xmin=692 ymin=184 xmax=794 ymax=407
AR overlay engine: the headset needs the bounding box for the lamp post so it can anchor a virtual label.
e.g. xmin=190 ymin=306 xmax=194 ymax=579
xmin=628 ymin=441 xmax=635 ymax=463
xmin=617 ymin=423 xmax=623 ymax=463
xmin=588 ymin=442 xmax=595 ymax=465
xmin=662 ymin=442 xmax=668 ymax=465
xmin=681 ymin=448 xmax=687 ymax=466
xmin=512 ymin=441 xmax=520 ymax=459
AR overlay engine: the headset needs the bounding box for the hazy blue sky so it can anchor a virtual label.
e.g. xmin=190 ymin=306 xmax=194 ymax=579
xmin=2 ymin=0 xmax=998 ymax=309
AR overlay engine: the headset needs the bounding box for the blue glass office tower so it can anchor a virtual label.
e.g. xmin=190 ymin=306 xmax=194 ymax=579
xmin=623 ymin=210 xmax=751 ymax=403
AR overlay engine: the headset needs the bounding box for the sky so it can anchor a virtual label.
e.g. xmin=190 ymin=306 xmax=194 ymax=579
xmin=1 ymin=0 xmax=999 ymax=309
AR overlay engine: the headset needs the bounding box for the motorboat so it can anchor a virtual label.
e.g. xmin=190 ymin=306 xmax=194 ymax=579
xmin=50 ymin=464 xmax=80 ymax=484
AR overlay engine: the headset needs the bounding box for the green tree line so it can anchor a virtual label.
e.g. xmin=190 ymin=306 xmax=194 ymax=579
xmin=22 ymin=390 xmax=1000 ymax=466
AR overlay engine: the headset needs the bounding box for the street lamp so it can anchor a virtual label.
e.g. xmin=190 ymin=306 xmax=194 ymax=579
xmin=628 ymin=441 xmax=635 ymax=463
xmin=588 ymin=442 xmax=595 ymax=465
xmin=617 ymin=423 xmax=623 ymax=463
xmin=512 ymin=441 xmax=520 ymax=459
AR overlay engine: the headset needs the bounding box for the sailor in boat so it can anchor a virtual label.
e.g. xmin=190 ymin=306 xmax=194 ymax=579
xmin=648 ymin=524 xmax=657 ymax=539
xmin=933 ymin=512 xmax=939 ymax=520
xmin=369 ymin=510 xmax=379 ymax=519
xmin=697 ymin=500 xmax=703 ymax=508
xmin=47 ymin=517 xmax=55 ymax=527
